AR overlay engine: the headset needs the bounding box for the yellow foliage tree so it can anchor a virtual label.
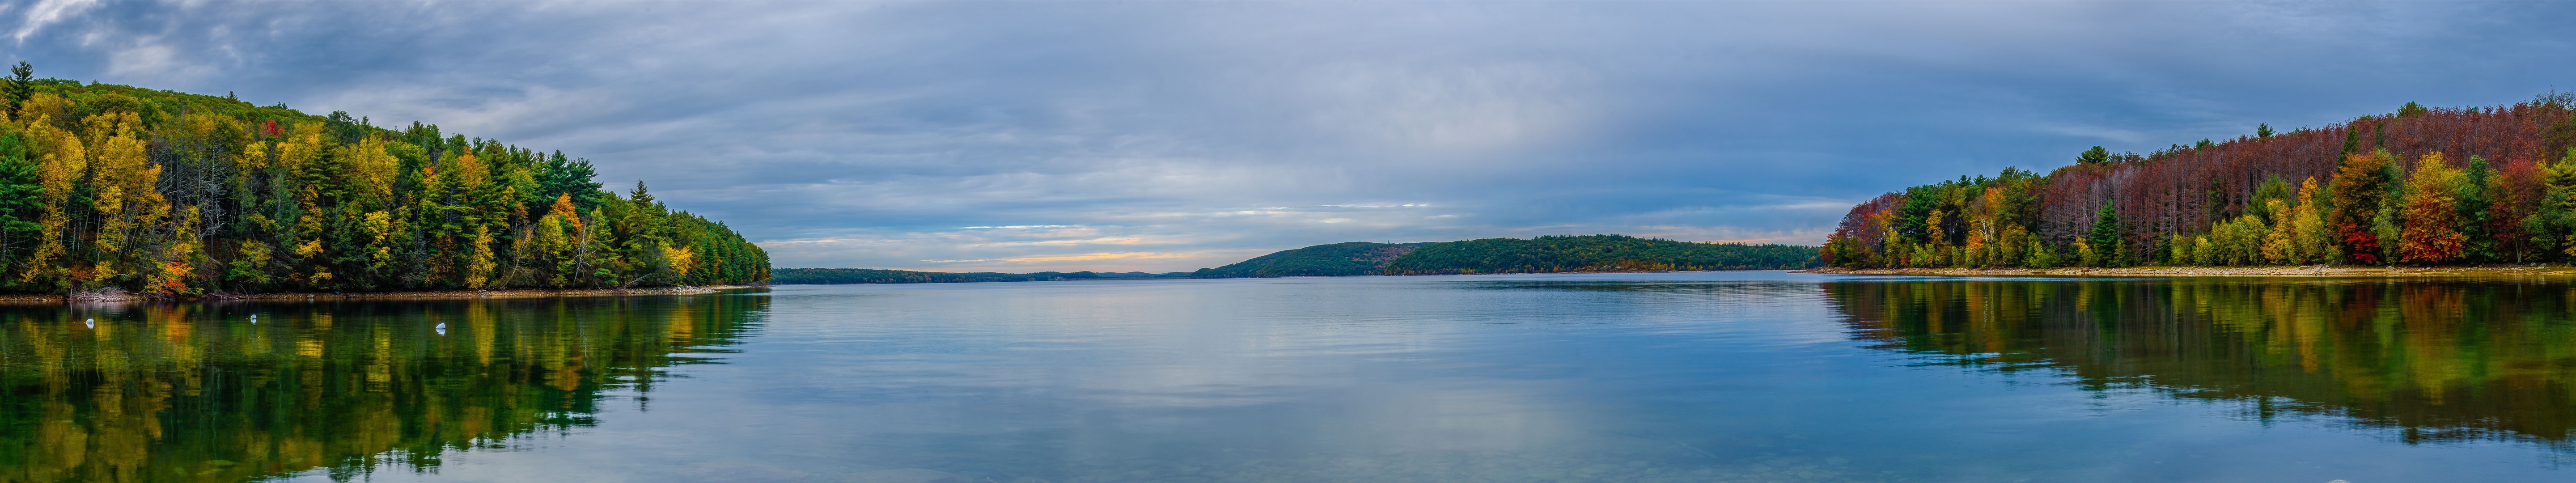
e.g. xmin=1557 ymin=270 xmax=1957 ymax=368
xmin=2398 ymin=153 xmax=2467 ymax=263
xmin=16 ymin=116 xmax=79 ymax=288
xmin=84 ymin=112 xmax=164 ymax=288
xmin=2288 ymin=177 xmax=2335 ymax=264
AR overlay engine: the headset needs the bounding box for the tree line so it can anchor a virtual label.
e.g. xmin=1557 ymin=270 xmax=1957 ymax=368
xmin=0 ymin=65 xmax=768 ymax=294
xmin=1382 ymin=235 xmax=1819 ymax=274
xmin=1825 ymin=94 xmax=2576 ymax=268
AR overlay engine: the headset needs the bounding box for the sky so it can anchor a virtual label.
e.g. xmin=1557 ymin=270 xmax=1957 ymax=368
xmin=4 ymin=1 xmax=2575 ymax=273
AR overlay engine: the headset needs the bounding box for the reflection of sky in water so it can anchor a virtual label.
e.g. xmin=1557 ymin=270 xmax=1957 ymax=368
xmin=181 ymin=273 xmax=2573 ymax=482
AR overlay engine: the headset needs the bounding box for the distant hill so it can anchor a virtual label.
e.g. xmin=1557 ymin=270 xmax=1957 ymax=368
xmin=1205 ymin=235 xmax=1818 ymax=278
xmin=1382 ymin=235 xmax=1821 ymax=274
xmin=777 ymin=234 xmax=1818 ymax=285
xmin=1192 ymin=242 xmax=1432 ymax=278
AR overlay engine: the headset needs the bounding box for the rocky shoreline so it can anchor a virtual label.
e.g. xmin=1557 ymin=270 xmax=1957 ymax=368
xmin=1796 ymin=266 xmax=2573 ymax=277
xmin=0 ymin=285 xmax=764 ymax=304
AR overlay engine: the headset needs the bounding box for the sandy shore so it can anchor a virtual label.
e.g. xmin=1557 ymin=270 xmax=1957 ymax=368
xmin=0 ymin=285 xmax=765 ymax=304
xmin=1795 ymin=266 xmax=2574 ymax=277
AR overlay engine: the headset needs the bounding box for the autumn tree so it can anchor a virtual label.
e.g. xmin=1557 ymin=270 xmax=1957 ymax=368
xmin=2329 ymin=150 xmax=2396 ymax=264
xmin=2288 ymin=177 xmax=2334 ymax=264
xmin=2397 ymin=153 xmax=2467 ymax=263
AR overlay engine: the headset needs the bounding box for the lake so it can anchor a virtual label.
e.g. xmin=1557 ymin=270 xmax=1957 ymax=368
xmin=3 ymin=272 xmax=2573 ymax=483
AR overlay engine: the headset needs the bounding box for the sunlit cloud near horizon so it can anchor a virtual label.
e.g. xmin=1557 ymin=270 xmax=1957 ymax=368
xmin=7 ymin=1 xmax=2576 ymax=271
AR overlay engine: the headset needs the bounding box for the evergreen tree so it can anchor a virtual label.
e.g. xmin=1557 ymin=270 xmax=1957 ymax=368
xmin=2076 ymin=146 xmax=2110 ymax=165
xmin=0 ymin=134 xmax=40 ymax=280
xmin=538 ymin=151 xmax=604 ymax=208
xmin=2088 ymin=202 xmax=2124 ymax=267
xmin=3 ymin=61 xmax=28 ymax=118
xmin=2462 ymin=155 xmax=2495 ymax=261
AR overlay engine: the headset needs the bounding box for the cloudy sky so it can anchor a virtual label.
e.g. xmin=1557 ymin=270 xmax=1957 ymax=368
xmin=4 ymin=1 xmax=2573 ymax=272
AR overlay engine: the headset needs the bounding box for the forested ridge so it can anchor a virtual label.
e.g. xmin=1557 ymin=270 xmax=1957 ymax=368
xmin=1382 ymin=235 xmax=1819 ymax=274
xmin=1203 ymin=235 xmax=1818 ymax=278
xmin=1826 ymin=93 xmax=2576 ymax=269
xmin=1193 ymin=241 xmax=1431 ymax=278
xmin=0 ymin=64 xmax=768 ymax=295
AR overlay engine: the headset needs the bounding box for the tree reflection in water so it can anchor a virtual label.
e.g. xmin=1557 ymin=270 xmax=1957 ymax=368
xmin=0 ymin=293 xmax=763 ymax=482
xmin=1826 ymin=277 xmax=2576 ymax=449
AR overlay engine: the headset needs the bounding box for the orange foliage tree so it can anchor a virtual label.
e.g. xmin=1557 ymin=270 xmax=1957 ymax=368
xmin=2328 ymin=151 xmax=2396 ymax=264
xmin=2398 ymin=153 xmax=2467 ymax=263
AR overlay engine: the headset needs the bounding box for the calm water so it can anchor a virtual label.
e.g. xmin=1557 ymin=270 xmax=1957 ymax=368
xmin=4 ymin=272 xmax=2575 ymax=483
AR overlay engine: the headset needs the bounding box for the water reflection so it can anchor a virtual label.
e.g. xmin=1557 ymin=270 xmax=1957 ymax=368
xmin=1826 ymin=277 xmax=2576 ymax=449
xmin=0 ymin=294 xmax=763 ymax=482
xmin=12 ymin=274 xmax=2576 ymax=483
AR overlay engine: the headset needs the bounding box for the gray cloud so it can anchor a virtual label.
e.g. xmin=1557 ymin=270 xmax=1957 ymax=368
xmin=7 ymin=1 xmax=2574 ymax=271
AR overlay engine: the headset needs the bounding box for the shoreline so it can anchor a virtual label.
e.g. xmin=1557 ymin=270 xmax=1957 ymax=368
xmin=1794 ymin=266 xmax=2576 ymax=277
xmin=0 ymin=285 xmax=766 ymax=304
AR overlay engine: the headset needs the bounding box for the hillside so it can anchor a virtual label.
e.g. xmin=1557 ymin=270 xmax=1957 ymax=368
xmin=1192 ymin=242 xmax=1430 ymax=278
xmin=1824 ymin=94 xmax=2576 ymax=269
xmin=773 ymin=268 xmax=1186 ymax=284
xmin=1382 ymin=235 xmax=1821 ymax=274
xmin=1209 ymin=235 xmax=1817 ymax=278
xmin=0 ymin=65 xmax=767 ymax=294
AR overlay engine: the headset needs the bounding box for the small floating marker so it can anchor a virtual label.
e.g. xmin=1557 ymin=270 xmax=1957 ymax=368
xmin=250 ymin=314 xmax=257 ymax=323
xmin=434 ymin=322 xmax=446 ymax=330
xmin=84 ymin=318 xmax=93 ymax=328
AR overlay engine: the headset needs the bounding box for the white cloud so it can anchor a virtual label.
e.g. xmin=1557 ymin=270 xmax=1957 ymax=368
xmin=0 ymin=2 xmax=2558 ymax=271
xmin=9 ymin=0 xmax=95 ymax=42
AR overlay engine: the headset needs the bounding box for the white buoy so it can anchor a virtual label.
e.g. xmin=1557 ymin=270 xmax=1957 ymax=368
xmin=434 ymin=322 xmax=446 ymax=330
xmin=250 ymin=314 xmax=257 ymax=324
xmin=84 ymin=318 xmax=93 ymax=328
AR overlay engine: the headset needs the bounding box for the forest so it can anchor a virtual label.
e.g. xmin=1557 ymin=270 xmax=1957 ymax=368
xmin=0 ymin=64 xmax=768 ymax=295
xmin=1825 ymin=93 xmax=2576 ymax=268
